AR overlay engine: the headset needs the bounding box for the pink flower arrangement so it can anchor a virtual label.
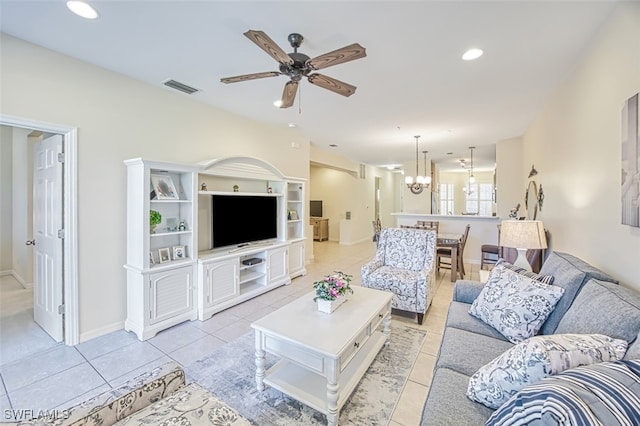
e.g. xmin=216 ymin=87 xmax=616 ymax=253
xmin=313 ymin=271 xmax=353 ymax=302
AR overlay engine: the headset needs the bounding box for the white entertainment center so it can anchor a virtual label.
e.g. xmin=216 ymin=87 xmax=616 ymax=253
xmin=124 ymin=156 xmax=306 ymax=340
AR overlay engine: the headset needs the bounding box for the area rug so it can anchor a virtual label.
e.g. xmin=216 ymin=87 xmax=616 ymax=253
xmin=185 ymin=321 xmax=427 ymax=425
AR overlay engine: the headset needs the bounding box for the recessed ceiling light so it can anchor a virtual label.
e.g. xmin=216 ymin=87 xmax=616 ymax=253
xmin=462 ymin=48 xmax=483 ymax=61
xmin=273 ymin=100 xmax=283 ymax=107
xmin=66 ymin=1 xmax=99 ymax=19
xmin=288 ymin=123 xmax=296 ymax=128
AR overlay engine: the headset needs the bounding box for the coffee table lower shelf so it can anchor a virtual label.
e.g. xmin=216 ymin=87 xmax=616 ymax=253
xmin=263 ymin=331 xmax=387 ymax=415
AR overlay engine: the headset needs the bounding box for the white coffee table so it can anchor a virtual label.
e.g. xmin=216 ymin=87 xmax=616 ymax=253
xmin=251 ymin=286 xmax=393 ymax=426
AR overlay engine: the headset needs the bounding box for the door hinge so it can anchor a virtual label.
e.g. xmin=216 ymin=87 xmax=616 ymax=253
xmin=57 ymin=153 xmax=65 ymax=163
xmin=58 ymin=229 xmax=65 ymax=239
xmin=58 ymin=304 xmax=65 ymax=314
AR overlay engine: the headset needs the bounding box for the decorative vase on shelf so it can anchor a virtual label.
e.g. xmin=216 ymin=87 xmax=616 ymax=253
xmin=317 ymin=296 xmax=348 ymax=314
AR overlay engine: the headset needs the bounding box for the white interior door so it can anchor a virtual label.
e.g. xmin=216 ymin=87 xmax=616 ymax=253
xmin=33 ymin=134 xmax=63 ymax=342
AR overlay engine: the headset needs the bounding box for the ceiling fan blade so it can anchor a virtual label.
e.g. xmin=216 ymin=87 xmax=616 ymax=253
xmin=220 ymin=71 xmax=281 ymax=84
xmin=307 ymin=73 xmax=357 ymax=97
xmin=307 ymin=43 xmax=366 ymax=70
xmin=244 ymin=30 xmax=294 ymax=65
xmin=280 ymin=81 xmax=298 ymax=108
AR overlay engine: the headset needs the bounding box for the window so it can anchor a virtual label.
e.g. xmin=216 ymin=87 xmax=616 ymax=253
xmin=465 ymin=183 xmax=493 ymax=215
xmin=439 ymin=183 xmax=454 ymax=215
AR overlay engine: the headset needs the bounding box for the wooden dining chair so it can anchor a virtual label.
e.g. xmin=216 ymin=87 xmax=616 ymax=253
xmin=416 ymin=220 xmax=439 ymax=233
xmin=436 ymin=224 xmax=470 ymax=279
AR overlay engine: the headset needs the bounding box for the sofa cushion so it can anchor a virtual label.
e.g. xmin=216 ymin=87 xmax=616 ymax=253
xmin=445 ymin=301 xmax=509 ymax=341
xmin=625 ymin=330 xmax=640 ymax=360
xmin=467 ymin=333 xmax=628 ymax=409
xmin=452 ymin=280 xmax=486 ymax=304
xmin=435 ymin=327 xmax=512 ymax=376
xmin=555 ymin=279 xmax=640 ymax=343
xmin=485 ymin=360 xmax=640 ymax=426
xmin=469 ymin=265 xmax=565 ymax=343
xmin=538 ymin=251 xmax=618 ymax=335
xmin=420 ymin=367 xmax=494 ymax=426
xmin=114 ymin=382 xmax=251 ymax=425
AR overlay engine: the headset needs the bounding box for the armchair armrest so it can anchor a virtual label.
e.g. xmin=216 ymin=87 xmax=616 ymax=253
xmin=361 ymin=259 xmax=383 ymax=278
xmin=453 ymin=280 xmax=485 ymax=304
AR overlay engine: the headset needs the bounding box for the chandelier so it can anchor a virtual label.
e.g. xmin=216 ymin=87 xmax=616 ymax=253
xmin=463 ymin=146 xmax=476 ymax=195
xmin=405 ymin=135 xmax=431 ymax=194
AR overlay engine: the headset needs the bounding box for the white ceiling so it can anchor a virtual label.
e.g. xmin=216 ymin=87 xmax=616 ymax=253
xmin=0 ymin=1 xmax=618 ymax=171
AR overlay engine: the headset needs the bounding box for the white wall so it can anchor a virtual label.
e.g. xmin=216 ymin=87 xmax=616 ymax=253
xmin=11 ymin=128 xmax=34 ymax=285
xmin=522 ymin=2 xmax=640 ymax=289
xmin=0 ymin=34 xmax=311 ymax=341
xmin=0 ymin=126 xmax=12 ymax=272
xmin=496 ymin=137 xmax=524 ymax=219
xmin=309 ymin=144 xmax=397 ymax=244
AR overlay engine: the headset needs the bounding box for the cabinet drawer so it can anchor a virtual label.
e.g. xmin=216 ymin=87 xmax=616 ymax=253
xmin=339 ymin=326 xmax=370 ymax=371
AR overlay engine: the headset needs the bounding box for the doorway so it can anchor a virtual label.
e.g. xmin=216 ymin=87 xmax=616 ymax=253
xmin=0 ymin=114 xmax=79 ymax=346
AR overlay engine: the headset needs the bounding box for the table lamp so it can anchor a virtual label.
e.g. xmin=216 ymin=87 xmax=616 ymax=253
xmin=499 ymin=220 xmax=547 ymax=271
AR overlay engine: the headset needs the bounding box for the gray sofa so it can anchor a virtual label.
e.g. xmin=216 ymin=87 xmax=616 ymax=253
xmin=420 ymin=251 xmax=640 ymax=425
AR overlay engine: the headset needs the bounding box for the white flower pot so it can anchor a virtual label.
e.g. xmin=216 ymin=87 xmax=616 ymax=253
xmin=317 ymin=296 xmax=347 ymax=314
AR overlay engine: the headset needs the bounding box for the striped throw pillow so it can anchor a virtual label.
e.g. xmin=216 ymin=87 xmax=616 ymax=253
xmin=486 ymin=359 xmax=640 ymax=426
xmin=496 ymin=259 xmax=554 ymax=284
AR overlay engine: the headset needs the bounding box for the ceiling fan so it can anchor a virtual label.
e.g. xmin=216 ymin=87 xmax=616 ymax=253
xmin=220 ymin=30 xmax=366 ymax=108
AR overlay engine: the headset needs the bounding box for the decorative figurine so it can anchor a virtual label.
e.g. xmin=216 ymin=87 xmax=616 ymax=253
xmin=509 ymin=203 xmax=521 ymax=219
xmin=201 ymin=182 xmax=207 ymax=191
xmin=267 ymin=186 xmax=273 ymax=194
xmin=178 ymin=221 xmax=186 ymax=231
xmin=233 ymin=185 xmax=239 ymax=192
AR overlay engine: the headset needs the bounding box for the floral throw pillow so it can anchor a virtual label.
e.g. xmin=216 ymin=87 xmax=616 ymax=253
xmin=469 ymin=264 xmax=565 ymax=343
xmin=467 ymin=333 xmax=628 ymax=409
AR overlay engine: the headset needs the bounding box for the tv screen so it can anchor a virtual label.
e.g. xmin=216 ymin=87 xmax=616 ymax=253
xmin=310 ymin=200 xmax=323 ymax=217
xmin=212 ymin=195 xmax=277 ymax=248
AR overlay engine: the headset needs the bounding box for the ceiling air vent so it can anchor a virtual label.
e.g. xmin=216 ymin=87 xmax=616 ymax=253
xmin=163 ymin=79 xmax=200 ymax=95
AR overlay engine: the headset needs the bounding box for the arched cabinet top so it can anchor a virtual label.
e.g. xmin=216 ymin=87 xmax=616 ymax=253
xmin=198 ymin=156 xmax=285 ymax=181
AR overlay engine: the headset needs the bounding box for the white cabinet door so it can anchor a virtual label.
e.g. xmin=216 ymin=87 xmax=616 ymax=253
xmin=149 ymin=266 xmax=193 ymax=325
xmin=205 ymin=258 xmax=239 ymax=307
xmin=288 ymin=240 xmax=306 ymax=278
xmin=266 ymin=246 xmax=289 ymax=284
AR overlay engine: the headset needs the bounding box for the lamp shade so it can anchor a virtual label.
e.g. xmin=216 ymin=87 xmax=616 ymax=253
xmin=499 ymin=220 xmax=547 ymax=250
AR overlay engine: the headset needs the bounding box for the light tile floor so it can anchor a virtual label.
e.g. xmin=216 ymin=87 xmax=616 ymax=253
xmin=0 ymin=240 xmax=480 ymax=425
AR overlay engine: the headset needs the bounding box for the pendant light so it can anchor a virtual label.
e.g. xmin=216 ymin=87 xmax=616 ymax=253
xmin=405 ymin=135 xmax=431 ymax=194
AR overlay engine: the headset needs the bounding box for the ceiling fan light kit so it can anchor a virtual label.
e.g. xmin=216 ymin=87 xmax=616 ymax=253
xmin=221 ymin=30 xmax=366 ymax=108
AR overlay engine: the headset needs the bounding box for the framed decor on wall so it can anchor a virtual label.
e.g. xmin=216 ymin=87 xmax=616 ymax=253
xmin=151 ymin=174 xmax=179 ymax=200
xmin=621 ymin=92 xmax=640 ymax=227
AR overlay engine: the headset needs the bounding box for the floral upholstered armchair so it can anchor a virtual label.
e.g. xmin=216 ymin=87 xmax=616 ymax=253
xmin=361 ymin=227 xmax=437 ymax=324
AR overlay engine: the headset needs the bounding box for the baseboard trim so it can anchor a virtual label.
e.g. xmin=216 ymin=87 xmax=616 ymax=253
xmin=79 ymin=321 xmax=125 ymax=344
xmin=0 ymin=270 xmax=33 ymax=289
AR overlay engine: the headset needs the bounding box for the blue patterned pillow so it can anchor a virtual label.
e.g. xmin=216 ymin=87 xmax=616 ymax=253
xmin=469 ymin=264 xmax=565 ymax=343
xmin=467 ymin=333 xmax=628 ymax=409
xmin=486 ymin=360 xmax=640 ymax=426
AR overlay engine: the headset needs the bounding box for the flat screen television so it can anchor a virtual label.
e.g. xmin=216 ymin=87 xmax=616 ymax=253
xmin=310 ymin=200 xmax=323 ymax=217
xmin=211 ymin=195 xmax=277 ymax=248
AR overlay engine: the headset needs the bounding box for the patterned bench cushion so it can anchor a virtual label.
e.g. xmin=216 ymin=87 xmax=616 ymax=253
xmin=114 ymin=382 xmax=250 ymax=425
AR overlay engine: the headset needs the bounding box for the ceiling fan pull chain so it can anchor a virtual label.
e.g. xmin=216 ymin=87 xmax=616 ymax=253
xmin=298 ymin=83 xmax=302 ymax=114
